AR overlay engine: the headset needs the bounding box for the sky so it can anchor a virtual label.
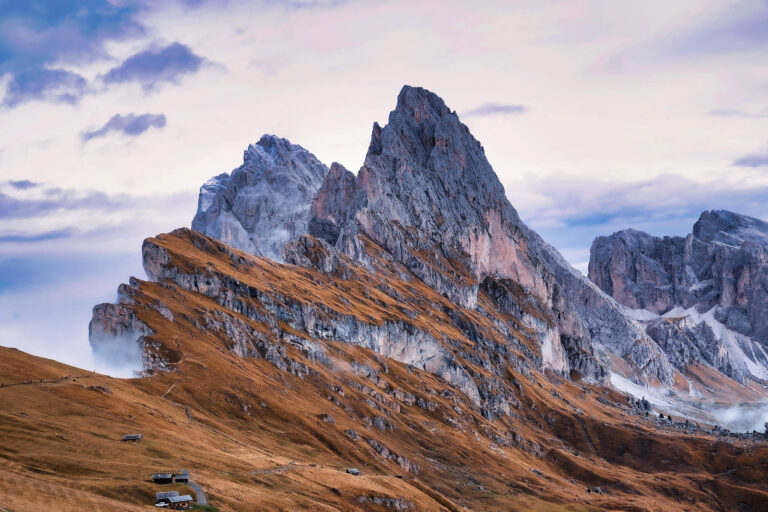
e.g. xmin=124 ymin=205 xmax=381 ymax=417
xmin=1 ymin=0 xmax=767 ymax=372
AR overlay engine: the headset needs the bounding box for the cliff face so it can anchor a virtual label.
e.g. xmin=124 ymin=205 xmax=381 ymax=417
xmin=589 ymin=210 xmax=768 ymax=382
xmin=191 ymin=134 xmax=328 ymax=261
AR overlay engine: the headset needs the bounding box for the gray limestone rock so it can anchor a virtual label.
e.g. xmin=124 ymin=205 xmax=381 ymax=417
xmin=328 ymin=86 xmax=674 ymax=385
xmin=589 ymin=210 xmax=768 ymax=381
xmin=192 ymin=134 xmax=328 ymax=261
xmin=308 ymin=162 xmax=357 ymax=245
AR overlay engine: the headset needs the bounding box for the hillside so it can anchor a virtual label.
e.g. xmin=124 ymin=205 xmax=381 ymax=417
xmin=4 ymin=229 xmax=768 ymax=510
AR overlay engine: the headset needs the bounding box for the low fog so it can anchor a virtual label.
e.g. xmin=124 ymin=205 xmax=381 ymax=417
xmin=710 ymin=403 xmax=768 ymax=433
xmin=612 ymin=372 xmax=768 ymax=433
xmin=0 ymin=254 xmax=145 ymax=378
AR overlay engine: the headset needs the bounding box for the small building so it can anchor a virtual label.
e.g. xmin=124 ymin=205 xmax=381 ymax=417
xmin=122 ymin=434 xmax=142 ymax=442
xmin=174 ymin=470 xmax=189 ymax=483
xmin=155 ymin=491 xmax=179 ymax=505
xmin=168 ymin=494 xmax=194 ymax=510
xmin=151 ymin=473 xmax=174 ymax=484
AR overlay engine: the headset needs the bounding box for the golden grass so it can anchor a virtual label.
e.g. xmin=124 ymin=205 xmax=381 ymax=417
xmin=2 ymin=229 xmax=768 ymax=511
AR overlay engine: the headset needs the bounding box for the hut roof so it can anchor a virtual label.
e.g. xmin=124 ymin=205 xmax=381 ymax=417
xmin=169 ymin=495 xmax=194 ymax=503
xmin=156 ymin=491 xmax=180 ymax=500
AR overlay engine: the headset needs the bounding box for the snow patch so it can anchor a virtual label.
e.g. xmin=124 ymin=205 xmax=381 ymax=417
xmin=610 ymin=371 xmax=768 ymax=432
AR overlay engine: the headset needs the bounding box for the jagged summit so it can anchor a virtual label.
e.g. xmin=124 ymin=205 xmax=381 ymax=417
xmin=589 ymin=210 xmax=768 ymax=383
xmin=186 ymin=85 xmax=676 ymax=387
xmin=693 ymin=209 xmax=768 ymax=246
xmin=191 ymin=133 xmax=328 ymax=261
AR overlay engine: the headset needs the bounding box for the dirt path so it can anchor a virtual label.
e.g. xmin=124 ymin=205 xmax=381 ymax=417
xmin=0 ymin=375 xmax=93 ymax=390
xmin=188 ymin=480 xmax=207 ymax=505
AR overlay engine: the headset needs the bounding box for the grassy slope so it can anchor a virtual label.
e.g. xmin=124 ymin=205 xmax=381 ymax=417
xmin=2 ymin=230 xmax=768 ymax=511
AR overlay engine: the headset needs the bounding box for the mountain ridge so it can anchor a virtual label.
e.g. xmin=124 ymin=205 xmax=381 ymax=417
xmin=589 ymin=209 xmax=768 ymax=384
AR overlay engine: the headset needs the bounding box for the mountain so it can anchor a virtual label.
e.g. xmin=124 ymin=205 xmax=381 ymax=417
xmin=47 ymin=86 xmax=768 ymax=510
xmin=190 ymin=85 xmax=675 ymax=390
xmin=191 ymin=134 xmax=328 ymax=261
xmin=11 ymin=230 xmax=763 ymax=511
xmin=589 ymin=210 xmax=768 ymax=384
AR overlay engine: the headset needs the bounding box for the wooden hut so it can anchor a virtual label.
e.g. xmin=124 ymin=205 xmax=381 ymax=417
xmin=151 ymin=472 xmax=174 ymax=484
xmin=168 ymin=494 xmax=194 ymax=510
xmin=155 ymin=490 xmax=179 ymax=505
xmin=121 ymin=434 xmax=142 ymax=442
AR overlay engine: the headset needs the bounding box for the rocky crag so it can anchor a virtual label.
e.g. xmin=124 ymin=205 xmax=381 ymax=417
xmin=589 ymin=210 xmax=768 ymax=383
xmin=182 ymin=85 xmax=674 ymax=389
xmin=192 ymin=134 xmax=327 ymax=261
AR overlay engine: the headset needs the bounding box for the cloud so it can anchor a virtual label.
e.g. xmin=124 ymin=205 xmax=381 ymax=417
xmin=101 ymin=42 xmax=205 ymax=90
xmin=7 ymin=180 xmax=39 ymax=190
xmin=0 ymin=228 xmax=78 ymax=243
xmin=732 ymin=153 xmax=768 ymax=167
xmin=518 ymin=172 xmax=768 ymax=229
xmin=1 ymin=68 xmax=88 ymax=107
xmin=462 ymin=102 xmax=527 ymax=117
xmin=672 ymin=2 xmax=768 ymax=55
xmin=0 ymin=185 xmax=128 ymax=220
xmin=511 ymin=172 xmax=768 ymax=269
xmin=0 ymin=0 xmax=144 ymax=107
xmin=0 ymin=180 xmax=196 ymax=254
xmin=81 ymin=113 xmax=167 ymax=142
xmin=709 ymin=108 xmax=768 ymax=119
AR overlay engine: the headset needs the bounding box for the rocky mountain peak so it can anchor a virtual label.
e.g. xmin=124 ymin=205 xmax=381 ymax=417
xmin=342 ymin=85 xmax=542 ymax=308
xmin=693 ymin=209 xmax=768 ymax=246
xmin=192 ymin=133 xmax=328 ymax=261
xmin=589 ymin=210 xmax=768 ymax=383
xmin=188 ymin=85 xmax=676 ymax=387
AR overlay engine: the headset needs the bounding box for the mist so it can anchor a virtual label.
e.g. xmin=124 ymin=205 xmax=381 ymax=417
xmin=709 ymin=403 xmax=768 ymax=433
xmin=90 ymin=334 xmax=145 ymax=379
xmin=0 ymin=253 xmax=145 ymax=378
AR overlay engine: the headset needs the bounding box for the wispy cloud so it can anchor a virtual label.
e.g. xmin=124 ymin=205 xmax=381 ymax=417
xmin=709 ymin=108 xmax=768 ymax=119
xmin=462 ymin=102 xmax=527 ymax=117
xmin=7 ymin=180 xmax=39 ymax=190
xmin=102 ymin=42 xmax=206 ymax=91
xmin=81 ymin=113 xmax=167 ymax=142
xmin=512 ymin=172 xmax=768 ymax=268
xmin=672 ymin=2 xmax=768 ymax=55
xmin=0 ymin=188 xmax=126 ymax=220
xmin=517 ymin=172 xmax=768 ymax=230
xmin=0 ymin=228 xmax=78 ymax=243
xmin=733 ymin=153 xmax=768 ymax=167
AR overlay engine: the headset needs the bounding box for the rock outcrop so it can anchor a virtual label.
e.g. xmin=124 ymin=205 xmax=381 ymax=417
xmin=191 ymin=134 xmax=328 ymax=261
xmin=307 ymin=162 xmax=356 ymax=246
xmin=589 ymin=210 xmax=768 ymax=381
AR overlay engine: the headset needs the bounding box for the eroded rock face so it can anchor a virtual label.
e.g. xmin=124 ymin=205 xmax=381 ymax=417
xmin=308 ymin=162 xmax=357 ymax=245
xmin=192 ymin=134 xmax=328 ymax=261
xmin=589 ymin=210 xmax=768 ymax=381
xmin=183 ymin=85 xmax=677 ymax=387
